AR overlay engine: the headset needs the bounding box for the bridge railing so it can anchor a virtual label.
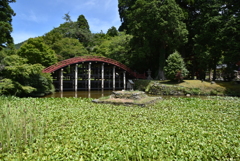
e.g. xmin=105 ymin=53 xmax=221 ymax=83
xmin=43 ymin=56 xmax=146 ymax=79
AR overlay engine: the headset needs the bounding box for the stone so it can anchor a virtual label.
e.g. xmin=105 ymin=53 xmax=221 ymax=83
xmin=92 ymin=90 xmax=162 ymax=106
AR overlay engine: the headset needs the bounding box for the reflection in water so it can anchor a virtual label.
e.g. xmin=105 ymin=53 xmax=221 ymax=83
xmin=43 ymin=90 xmax=114 ymax=99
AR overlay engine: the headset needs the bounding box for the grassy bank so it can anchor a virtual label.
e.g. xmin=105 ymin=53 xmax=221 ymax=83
xmin=135 ymin=80 xmax=240 ymax=96
xmin=0 ymin=96 xmax=239 ymax=160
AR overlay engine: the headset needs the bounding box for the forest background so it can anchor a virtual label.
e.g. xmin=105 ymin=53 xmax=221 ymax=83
xmin=0 ymin=0 xmax=239 ymax=97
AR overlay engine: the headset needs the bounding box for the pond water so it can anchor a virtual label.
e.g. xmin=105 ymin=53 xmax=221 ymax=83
xmin=43 ymin=90 xmax=114 ymax=99
xmin=43 ymin=90 xmax=209 ymax=99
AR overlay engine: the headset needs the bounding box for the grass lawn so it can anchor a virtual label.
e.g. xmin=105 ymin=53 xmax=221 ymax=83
xmin=0 ymin=96 xmax=239 ymax=160
xmin=135 ymin=80 xmax=240 ymax=96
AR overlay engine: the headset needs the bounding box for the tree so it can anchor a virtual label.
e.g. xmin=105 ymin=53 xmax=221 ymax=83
xmin=52 ymin=37 xmax=88 ymax=61
xmin=93 ymin=32 xmax=133 ymax=67
xmin=107 ymin=26 xmax=118 ymax=37
xmin=52 ymin=14 xmax=92 ymax=46
xmin=42 ymin=30 xmax=64 ymax=48
xmin=125 ymin=0 xmax=188 ymax=78
xmin=118 ymin=0 xmax=137 ymax=31
xmin=221 ymin=0 xmax=240 ymax=75
xmin=0 ymin=54 xmax=54 ymax=96
xmin=164 ymin=51 xmax=189 ymax=82
xmin=17 ymin=37 xmax=57 ymax=67
xmin=77 ymin=14 xmax=90 ymax=30
xmin=193 ymin=0 xmax=225 ymax=80
xmin=0 ymin=0 xmax=16 ymax=50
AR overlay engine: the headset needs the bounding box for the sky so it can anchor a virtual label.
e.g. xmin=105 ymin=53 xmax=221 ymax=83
xmin=10 ymin=0 xmax=122 ymax=44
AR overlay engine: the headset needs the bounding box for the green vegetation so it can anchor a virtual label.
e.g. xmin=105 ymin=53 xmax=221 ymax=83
xmin=1 ymin=0 xmax=240 ymax=96
xmin=164 ymin=51 xmax=189 ymax=82
xmin=0 ymin=0 xmax=15 ymax=50
xmin=17 ymin=37 xmax=57 ymax=67
xmin=0 ymin=96 xmax=239 ymax=160
xmin=0 ymin=54 xmax=54 ymax=97
xmin=119 ymin=0 xmax=240 ymax=79
xmin=135 ymin=80 xmax=240 ymax=96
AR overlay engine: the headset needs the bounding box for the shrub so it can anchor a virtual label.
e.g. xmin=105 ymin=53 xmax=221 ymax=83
xmin=164 ymin=51 xmax=189 ymax=82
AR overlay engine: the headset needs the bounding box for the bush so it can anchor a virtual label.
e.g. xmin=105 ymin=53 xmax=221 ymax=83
xmin=164 ymin=51 xmax=188 ymax=82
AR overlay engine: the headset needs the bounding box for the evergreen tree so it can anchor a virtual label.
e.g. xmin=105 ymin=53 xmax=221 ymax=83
xmin=77 ymin=15 xmax=90 ymax=30
xmin=164 ymin=51 xmax=189 ymax=82
xmin=52 ymin=14 xmax=92 ymax=46
xmin=124 ymin=0 xmax=188 ymax=78
xmin=0 ymin=0 xmax=16 ymax=50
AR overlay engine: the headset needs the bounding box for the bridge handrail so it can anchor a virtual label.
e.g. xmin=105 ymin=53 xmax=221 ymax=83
xmin=43 ymin=56 xmax=145 ymax=79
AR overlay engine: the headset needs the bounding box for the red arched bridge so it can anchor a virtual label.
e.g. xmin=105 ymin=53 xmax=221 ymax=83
xmin=43 ymin=56 xmax=146 ymax=91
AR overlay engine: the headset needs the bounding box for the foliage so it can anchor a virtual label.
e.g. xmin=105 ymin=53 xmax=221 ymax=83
xmin=77 ymin=14 xmax=90 ymax=30
xmin=93 ymin=32 xmax=133 ymax=67
xmin=134 ymin=79 xmax=240 ymax=96
xmin=52 ymin=37 xmax=88 ymax=61
xmin=51 ymin=14 xmax=92 ymax=46
xmin=106 ymin=26 xmax=118 ymax=37
xmin=220 ymin=0 xmax=240 ymax=72
xmin=193 ymin=0 xmax=224 ymax=80
xmin=0 ymin=55 xmax=54 ymax=96
xmin=164 ymin=51 xmax=189 ymax=81
xmin=120 ymin=0 xmax=188 ymax=79
xmin=175 ymin=0 xmax=240 ymax=80
xmin=0 ymin=0 xmax=16 ymax=50
xmin=17 ymin=37 xmax=57 ymax=67
xmin=42 ymin=30 xmax=64 ymax=48
xmin=0 ymin=96 xmax=239 ymax=160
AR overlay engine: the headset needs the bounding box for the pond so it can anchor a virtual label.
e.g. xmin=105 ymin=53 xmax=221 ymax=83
xmin=43 ymin=90 xmax=114 ymax=99
xmin=43 ymin=90 xmax=209 ymax=99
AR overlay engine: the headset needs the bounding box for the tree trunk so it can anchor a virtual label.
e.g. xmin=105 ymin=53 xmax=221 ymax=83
xmin=212 ymin=59 xmax=217 ymax=81
xmin=209 ymin=68 xmax=212 ymax=81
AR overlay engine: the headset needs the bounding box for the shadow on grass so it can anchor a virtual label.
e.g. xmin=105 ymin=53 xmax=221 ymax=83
xmin=215 ymin=81 xmax=240 ymax=96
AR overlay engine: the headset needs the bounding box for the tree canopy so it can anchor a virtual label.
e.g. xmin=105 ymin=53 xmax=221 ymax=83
xmin=2 ymin=1 xmax=240 ymax=96
xmin=120 ymin=0 xmax=188 ymax=78
xmin=52 ymin=37 xmax=88 ymax=61
xmin=17 ymin=37 xmax=57 ymax=67
xmin=0 ymin=0 xmax=16 ymax=50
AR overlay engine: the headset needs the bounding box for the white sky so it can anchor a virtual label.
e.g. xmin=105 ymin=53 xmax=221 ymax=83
xmin=10 ymin=0 xmax=121 ymax=44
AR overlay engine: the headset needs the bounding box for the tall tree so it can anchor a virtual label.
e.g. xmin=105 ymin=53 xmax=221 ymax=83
xmin=0 ymin=0 xmax=16 ymax=50
xmin=118 ymin=0 xmax=137 ymax=31
xmin=52 ymin=14 xmax=92 ymax=46
xmin=221 ymin=0 xmax=240 ymax=73
xmin=124 ymin=0 xmax=188 ymax=78
xmin=77 ymin=14 xmax=90 ymax=30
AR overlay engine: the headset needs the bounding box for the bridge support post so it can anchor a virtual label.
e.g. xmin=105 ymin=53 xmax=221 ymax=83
xmin=101 ymin=63 xmax=104 ymax=90
xmin=59 ymin=68 xmax=63 ymax=92
xmin=123 ymin=71 xmax=126 ymax=90
xmin=88 ymin=62 xmax=91 ymax=91
xmin=113 ymin=66 xmax=116 ymax=90
xmin=74 ymin=64 xmax=78 ymax=91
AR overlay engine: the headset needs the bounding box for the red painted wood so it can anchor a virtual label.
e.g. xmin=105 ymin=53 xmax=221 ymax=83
xmin=42 ymin=56 xmax=146 ymax=79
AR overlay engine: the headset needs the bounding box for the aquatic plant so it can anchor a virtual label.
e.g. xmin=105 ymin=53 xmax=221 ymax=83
xmin=0 ymin=96 xmax=239 ymax=160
